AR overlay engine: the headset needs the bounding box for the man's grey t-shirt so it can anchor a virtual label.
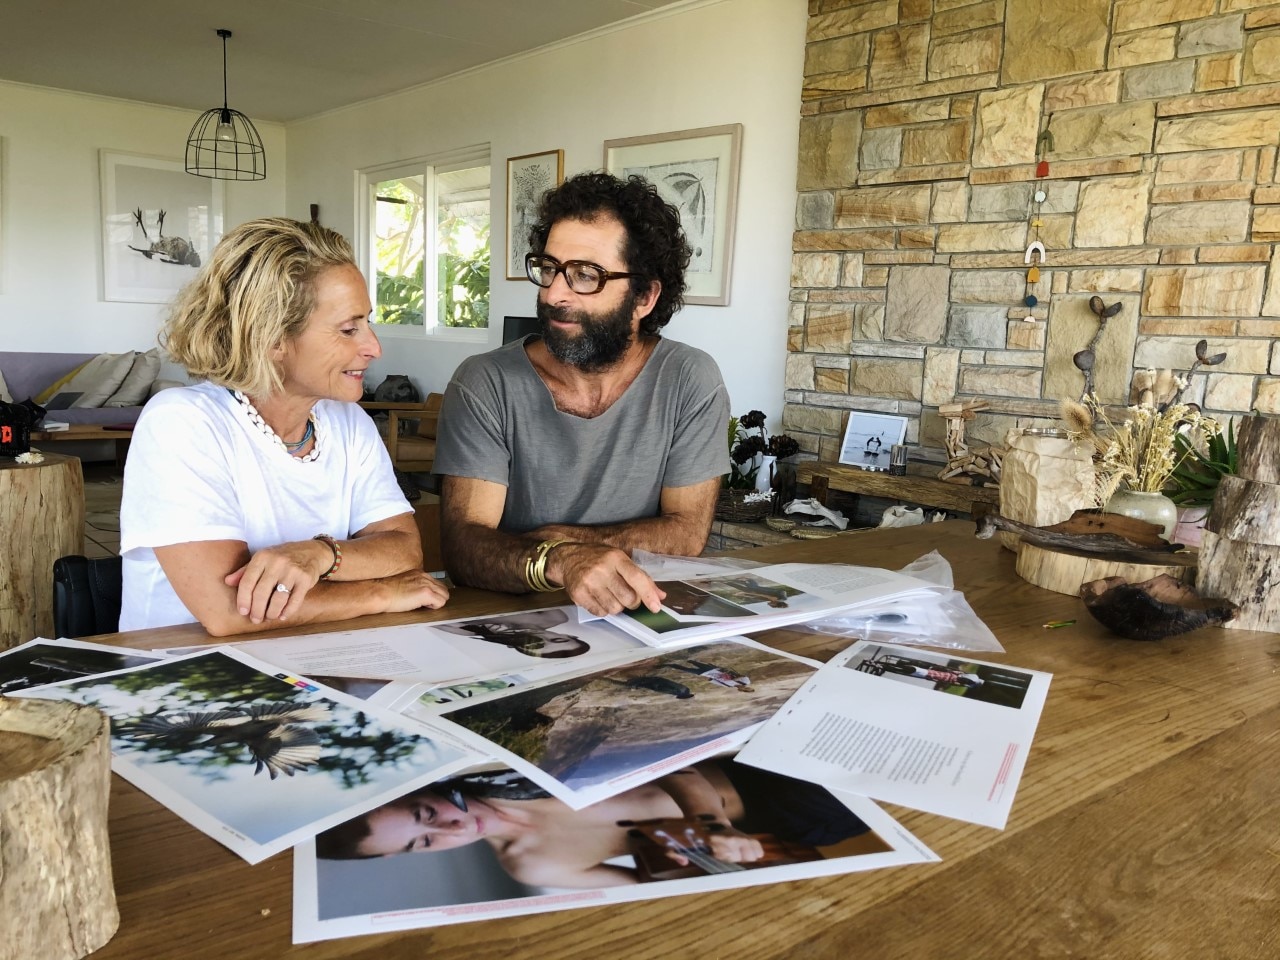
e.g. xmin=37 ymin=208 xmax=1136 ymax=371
xmin=434 ymin=336 xmax=730 ymax=533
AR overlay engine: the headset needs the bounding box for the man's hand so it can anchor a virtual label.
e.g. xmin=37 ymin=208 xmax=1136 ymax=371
xmin=546 ymin=542 xmax=666 ymax=617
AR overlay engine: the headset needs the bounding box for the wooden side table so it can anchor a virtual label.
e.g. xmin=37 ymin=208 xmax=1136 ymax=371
xmin=0 ymin=452 xmax=84 ymax=648
xmin=31 ymin=424 xmax=134 ymax=470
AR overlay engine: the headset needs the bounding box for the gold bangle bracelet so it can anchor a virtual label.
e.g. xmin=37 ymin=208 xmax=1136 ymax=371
xmin=525 ymin=538 xmax=572 ymax=593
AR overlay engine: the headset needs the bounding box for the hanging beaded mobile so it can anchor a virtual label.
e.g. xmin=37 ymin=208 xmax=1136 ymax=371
xmin=1021 ymin=126 xmax=1054 ymax=318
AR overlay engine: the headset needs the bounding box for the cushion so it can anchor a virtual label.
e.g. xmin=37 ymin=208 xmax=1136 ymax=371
xmin=45 ymin=353 xmax=137 ymax=409
xmin=0 ymin=368 xmax=11 ymax=403
xmin=35 ymin=361 xmax=90 ymax=405
xmin=104 ymin=348 xmax=162 ymax=407
xmin=148 ymin=378 xmax=185 ymax=399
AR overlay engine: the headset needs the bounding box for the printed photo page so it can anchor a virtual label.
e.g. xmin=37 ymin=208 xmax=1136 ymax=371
xmin=606 ymin=563 xmax=935 ymax=647
xmin=161 ymin=605 xmax=648 ymax=687
xmin=430 ymin=638 xmax=822 ymax=810
xmin=0 ymin=636 xmax=168 ymax=695
xmin=292 ymin=758 xmax=938 ymax=943
xmin=734 ymin=641 xmax=1051 ymax=829
xmin=14 ymin=647 xmax=486 ymax=864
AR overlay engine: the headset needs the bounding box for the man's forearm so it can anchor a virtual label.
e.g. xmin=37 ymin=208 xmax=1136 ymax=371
xmin=534 ymin=512 xmax=711 ymax=557
xmin=441 ymin=520 xmax=542 ymax=592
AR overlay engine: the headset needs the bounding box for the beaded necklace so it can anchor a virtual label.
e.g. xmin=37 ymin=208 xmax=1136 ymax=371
xmin=230 ymin=389 xmax=320 ymax=462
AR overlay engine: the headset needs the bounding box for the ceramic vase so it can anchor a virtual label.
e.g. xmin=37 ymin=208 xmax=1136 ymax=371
xmin=1104 ymin=489 xmax=1178 ymax=542
xmin=1172 ymin=505 xmax=1210 ymax=548
xmin=755 ymin=455 xmax=777 ymax=494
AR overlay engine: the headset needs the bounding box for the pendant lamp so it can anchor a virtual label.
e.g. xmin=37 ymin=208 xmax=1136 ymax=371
xmin=185 ymin=29 xmax=266 ymax=181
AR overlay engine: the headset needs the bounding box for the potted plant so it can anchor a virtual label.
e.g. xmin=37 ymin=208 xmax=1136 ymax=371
xmin=1060 ymin=392 xmax=1221 ymax=543
xmin=1167 ymin=417 xmax=1237 ymax=547
xmin=718 ymin=411 xmax=798 ymax=521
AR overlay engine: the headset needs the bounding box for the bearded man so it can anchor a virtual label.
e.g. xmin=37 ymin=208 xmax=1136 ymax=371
xmin=433 ymin=172 xmax=729 ymax=615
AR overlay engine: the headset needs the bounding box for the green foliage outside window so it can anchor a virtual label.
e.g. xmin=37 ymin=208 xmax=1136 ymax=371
xmin=372 ymin=170 xmax=490 ymax=329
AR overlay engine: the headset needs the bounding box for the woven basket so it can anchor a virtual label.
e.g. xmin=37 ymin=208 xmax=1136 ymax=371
xmin=714 ymin=489 xmax=774 ymax=522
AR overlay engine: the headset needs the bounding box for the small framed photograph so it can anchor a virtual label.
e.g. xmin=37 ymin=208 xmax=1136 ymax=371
xmin=505 ymin=149 xmax=564 ymax=281
xmin=838 ymin=412 xmax=908 ymax=471
xmin=604 ymin=123 xmax=743 ymax=306
xmin=99 ymin=151 xmax=223 ymax=303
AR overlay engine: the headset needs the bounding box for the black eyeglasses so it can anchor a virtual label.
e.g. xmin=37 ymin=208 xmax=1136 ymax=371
xmin=525 ymin=253 xmax=641 ymax=295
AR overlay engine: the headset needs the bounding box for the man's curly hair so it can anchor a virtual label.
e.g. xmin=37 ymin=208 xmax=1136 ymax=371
xmin=528 ymin=172 xmax=691 ymax=335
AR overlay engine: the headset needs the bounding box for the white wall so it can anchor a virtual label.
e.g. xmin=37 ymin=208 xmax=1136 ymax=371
xmin=0 ymin=80 xmax=286 ymax=354
xmin=284 ymin=0 xmax=806 ymax=419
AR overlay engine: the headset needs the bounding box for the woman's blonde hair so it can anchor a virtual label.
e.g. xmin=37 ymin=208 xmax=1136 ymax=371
xmin=162 ymin=217 xmax=357 ymax=396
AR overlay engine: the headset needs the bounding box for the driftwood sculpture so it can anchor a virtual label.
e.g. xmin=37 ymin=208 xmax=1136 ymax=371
xmin=937 ymin=399 xmax=1003 ymax=483
xmin=974 ymin=506 xmax=1192 ymax=565
xmin=1081 ymin=574 xmax=1238 ymax=641
xmin=1073 ymin=296 xmax=1123 ymax=400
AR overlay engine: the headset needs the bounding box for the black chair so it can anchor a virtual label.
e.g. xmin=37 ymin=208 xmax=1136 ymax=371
xmin=502 ymin=316 xmax=539 ymax=344
xmin=53 ymin=555 xmax=122 ymax=638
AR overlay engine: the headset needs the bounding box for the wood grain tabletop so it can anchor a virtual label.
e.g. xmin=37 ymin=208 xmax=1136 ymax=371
xmin=82 ymin=521 xmax=1280 ymax=959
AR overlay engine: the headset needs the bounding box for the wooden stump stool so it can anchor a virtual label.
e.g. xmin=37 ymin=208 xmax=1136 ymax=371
xmin=1016 ymin=541 xmax=1195 ymax=596
xmin=0 ymin=697 xmax=119 ymax=960
xmin=0 ymin=452 xmax=84 ymax=648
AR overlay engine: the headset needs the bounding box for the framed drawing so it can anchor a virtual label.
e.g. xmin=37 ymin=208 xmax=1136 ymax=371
xmin=506 ymin=149 xmax=564 ymax=281
xmin=838 ymin=412 xmax=909 ymax=472
xmin=100 ymin=151 xmax=223 ymax=303
xmin=604 ymin=123 xmax=742 ymax=306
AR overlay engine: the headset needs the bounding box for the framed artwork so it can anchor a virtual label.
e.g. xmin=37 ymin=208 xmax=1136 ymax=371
xmin=604 ymin=123 xmax=742 ymax=306
xmin=838 ymin=412 xmax=909 ymax=472
xmin=505 ymin=148 xmax=564 ymax=281
xmin=100 ymin=150 xmax=223 ymax=303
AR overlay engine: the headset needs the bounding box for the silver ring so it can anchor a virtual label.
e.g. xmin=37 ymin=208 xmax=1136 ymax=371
xmin=275 ymin=583 xmax=291 ymax=594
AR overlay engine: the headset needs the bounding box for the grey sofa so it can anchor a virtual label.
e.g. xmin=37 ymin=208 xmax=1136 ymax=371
xmin=1 ymin=352 xmax=150 ymax=427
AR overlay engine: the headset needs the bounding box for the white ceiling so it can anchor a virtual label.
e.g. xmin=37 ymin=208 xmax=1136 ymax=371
xmin=0 ymin=0 xmax=690 ymax=122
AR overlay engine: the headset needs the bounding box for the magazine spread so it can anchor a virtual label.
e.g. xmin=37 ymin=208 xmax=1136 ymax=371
xmin=430 ymin=639 xmax=821 ymax=809
xmin=0 ymin=637 xmax=167 ymax=694
xmin=605 ymin=563 xmax=934 ymax=647
xmin=292 ymin=758 xmax=938 ymax=943
xmin=14 ymin=648 xmax=484 ymax=863
xmin=734 ymin=641 xmax=1051 ymax=828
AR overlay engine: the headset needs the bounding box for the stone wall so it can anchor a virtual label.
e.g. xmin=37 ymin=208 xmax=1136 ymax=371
xmin=789 ymin=0 xmax=1280 ymax=462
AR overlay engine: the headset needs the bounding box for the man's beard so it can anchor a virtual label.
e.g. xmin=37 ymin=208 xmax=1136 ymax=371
xmin=537 ymin=293 xmax=637 ymax=372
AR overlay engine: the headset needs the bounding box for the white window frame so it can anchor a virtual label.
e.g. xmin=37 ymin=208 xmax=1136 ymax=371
xmin=355 ymin=144 xmax=491 ymax=343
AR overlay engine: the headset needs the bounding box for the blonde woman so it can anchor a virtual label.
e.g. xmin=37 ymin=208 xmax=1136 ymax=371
xmin=119 ymin=218 xmax=447 ymax=633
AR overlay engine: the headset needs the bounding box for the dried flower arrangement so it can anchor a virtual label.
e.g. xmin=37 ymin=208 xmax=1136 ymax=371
xmin=1060 ymin=388 xmax=1220 ymax=507
xmin=725 ymin=411 xmax=799 ymax=490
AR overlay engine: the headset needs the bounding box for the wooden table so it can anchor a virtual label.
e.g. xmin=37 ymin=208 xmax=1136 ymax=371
xmin=31 ymin=424 xmax=134 ymax=468
xmin=0 ymin=451 xmax=83 ymax=647
xmin=83 ymin=522 xmax=1280 ymax=959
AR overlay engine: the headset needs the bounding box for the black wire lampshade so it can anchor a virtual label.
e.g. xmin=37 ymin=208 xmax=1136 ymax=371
xmin=185 ymin=29 xmax=266 ymax=181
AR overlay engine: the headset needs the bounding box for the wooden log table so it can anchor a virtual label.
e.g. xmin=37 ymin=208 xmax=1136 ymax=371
xmin=797 ymin=460 xmax=1000 ymax=515
xmin=0 ymin=451 xmax=83 ymax=648
xmin=68 ymin=521 xmax=1279 ymax=959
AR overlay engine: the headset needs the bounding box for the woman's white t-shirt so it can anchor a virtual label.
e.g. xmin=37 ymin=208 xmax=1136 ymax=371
xmin=119 ymin=381 xmax=410 ymax=630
